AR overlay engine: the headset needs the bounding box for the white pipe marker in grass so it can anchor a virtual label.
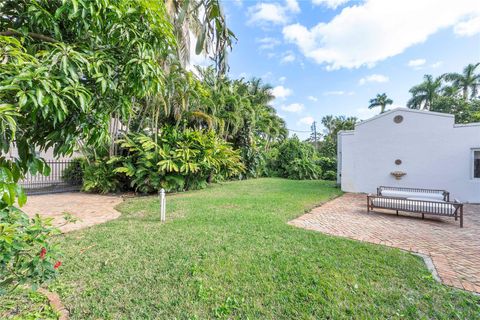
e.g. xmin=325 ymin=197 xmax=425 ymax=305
xmin=160 ymin=188 xmax=166 ymax=222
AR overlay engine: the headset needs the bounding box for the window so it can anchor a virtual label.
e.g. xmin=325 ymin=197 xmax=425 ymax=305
xmin=474 ymin=150 xmax=480 ymax=179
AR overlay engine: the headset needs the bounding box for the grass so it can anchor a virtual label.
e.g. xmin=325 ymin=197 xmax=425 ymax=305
xmin=0 ymin=288 xmax=58 ymax=319
xmin=11 ymin=178 xmax=480 ymax=319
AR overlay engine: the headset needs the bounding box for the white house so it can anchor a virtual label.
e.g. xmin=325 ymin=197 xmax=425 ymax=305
xmin=337 ymin=108 xmax=480 ymax=203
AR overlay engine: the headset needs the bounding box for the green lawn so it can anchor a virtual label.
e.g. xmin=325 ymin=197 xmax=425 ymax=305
xmin=32 ymin=179 xmax=480 ymax=318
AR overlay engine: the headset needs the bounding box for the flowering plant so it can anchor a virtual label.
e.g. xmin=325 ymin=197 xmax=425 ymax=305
xmin=0 ymin=206 xmax=62 ymax=294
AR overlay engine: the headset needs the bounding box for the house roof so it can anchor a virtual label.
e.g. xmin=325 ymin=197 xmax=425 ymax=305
xmin=355 ymin=107 xmax=453 ymax=127
xmin=338 ymin=108 xmax=480 ymax=135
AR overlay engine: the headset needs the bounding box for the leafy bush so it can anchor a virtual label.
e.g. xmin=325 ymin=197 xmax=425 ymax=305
xmin=0 ymin=158 xmax=62 ymax=294
xmin=0 ymin=207 xmax=61 ymax=294
xmin=322 ymin=170 xmax=337 ymax=181
xmin=317 ymin=157 xmax=337 ymax=173
xmin=113 ymin=127 xmax=245 ymax=193
xmin=271 ymin=137 xmax=322 ymax=180
xmin=82 ymin=160 xmax=124 ymax=194
xmin=62 ymin=158 xmax=85 ymax=185
xmin=317 ymin=157 xmax=337 ymax=180
xmin=286 ymin=158 xmax=321 ymax=180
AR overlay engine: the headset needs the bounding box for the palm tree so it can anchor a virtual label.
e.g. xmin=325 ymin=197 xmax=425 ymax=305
xmin=407 ymin=75 xmax=443 ymax=110
xmin=165 ymin=0 xmax=236 ymax=75
xmin=368 ymin=93 xmax=393 ymax=114
xmin=443 ymin=63 xmax=480 ymax=100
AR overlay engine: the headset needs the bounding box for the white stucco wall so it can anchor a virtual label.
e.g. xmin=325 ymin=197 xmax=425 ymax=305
xmin=338 ymin=108 xmax=480 ymax=203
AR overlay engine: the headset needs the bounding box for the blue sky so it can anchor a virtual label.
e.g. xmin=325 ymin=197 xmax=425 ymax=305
xmin=211 ymin=0 xmax=480 ymax=138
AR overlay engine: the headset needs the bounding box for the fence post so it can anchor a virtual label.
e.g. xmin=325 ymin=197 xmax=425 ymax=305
xmin=159 ymin=188 xmax=166 ymax=222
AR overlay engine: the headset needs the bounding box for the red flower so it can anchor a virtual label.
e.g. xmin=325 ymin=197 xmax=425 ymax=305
xmin=39 ymin=247 xmax=47 ymax=259
xmin=54 ymin=261 xmax=62 ymax=269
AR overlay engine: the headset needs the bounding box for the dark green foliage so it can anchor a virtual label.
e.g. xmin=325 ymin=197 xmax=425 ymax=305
xmin=318 ymin=116 xmax=357 ymax=158
xmin=110 ymin=128 xmax=244 ymax=193
xmin=62 ymin=158 xmax=85 ymax=185
xmin=0 ymin=206 xmax=61 ymax=294
xmin=272 ymin=137 xmax=321 ymax=180
xmin=322 ymin=170 xmax=337 ymax=181
xmin=318 ymin=157 xmax=337 ymax=172
xmin=407 ymin=63 xmax=480 ymax=124
xmin=431 ymin=96 xmax=480 ymax=124
xmin=82 ymin=160 xmax=124 ymax=194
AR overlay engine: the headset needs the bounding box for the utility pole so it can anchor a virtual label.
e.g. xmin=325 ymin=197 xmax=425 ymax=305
xmin=311 ymin=121 xmax=318 ymax=150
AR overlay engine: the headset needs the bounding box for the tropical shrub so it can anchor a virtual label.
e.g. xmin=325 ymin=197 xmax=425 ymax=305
xmin=322 ymin=170 xmax=337 ymax=181
xmin=0 ymin=158 xmax=63 ymax=294
xmin=82 ymin=159 xmax=124 ymax=194
xmin=62 ymin=158 xmax=85 ymax=185
xmin=285 ymin=158 xmax=321 ymax=180
xmin=317 ymin=157 xmax=337 ymax=173
xmin=0 ymin=207 xmax=61 ymax=294
xmin=317 ymin=157 xmax=337 ymax=180
xmin=113 ymin=127 xmax=244 ymax=193
xmin=271 ymin=137 xmax=322 ymax=180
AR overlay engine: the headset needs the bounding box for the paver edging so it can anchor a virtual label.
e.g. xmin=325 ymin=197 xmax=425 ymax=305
xmin=38 ymin=288 xmax=69 ymax=320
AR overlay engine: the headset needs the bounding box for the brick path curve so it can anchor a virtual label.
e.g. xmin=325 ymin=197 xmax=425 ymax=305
xmin=289 ymin=193 xmax=480 ymax=294
xmin=22 ymin=192 xmax=123 ymax=233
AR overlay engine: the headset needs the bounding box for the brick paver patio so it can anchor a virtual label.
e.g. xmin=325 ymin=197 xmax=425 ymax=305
xmin=22 ymin=193 xmax=123 ymax=233
xmin=289 ymin=193 xmax=480 ymax=294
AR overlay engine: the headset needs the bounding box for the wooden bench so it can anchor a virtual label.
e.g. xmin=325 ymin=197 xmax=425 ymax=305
xmin=367 ymin=186 xmax=463 ymax=227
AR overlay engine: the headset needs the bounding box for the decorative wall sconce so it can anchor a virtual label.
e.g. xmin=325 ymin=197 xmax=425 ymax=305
xmin=391 ymin=171 xmax=406 ymax=180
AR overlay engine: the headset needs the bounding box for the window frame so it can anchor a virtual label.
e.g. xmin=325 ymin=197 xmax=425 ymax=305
xmin=473 ymin=148 xmax=480 ymax=180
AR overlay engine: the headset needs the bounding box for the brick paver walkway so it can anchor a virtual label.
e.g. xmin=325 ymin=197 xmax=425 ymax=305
xmin=22 ymin=193 xmax=123 ymax=233
xmin=289 ymin=193 xmax=480 ymax=294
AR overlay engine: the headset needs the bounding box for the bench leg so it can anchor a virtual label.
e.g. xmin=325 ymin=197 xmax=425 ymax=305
xmin=396 ymin=210 xmax=398 ymax=216
xmin=422 ymin=213 xmax=424 ymax=219
xmin=460 ymin=206 xmax=463 ymax=228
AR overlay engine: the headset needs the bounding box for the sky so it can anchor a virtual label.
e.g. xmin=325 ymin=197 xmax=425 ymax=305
xmin=199 ymin=0 xmax=480 ymax=139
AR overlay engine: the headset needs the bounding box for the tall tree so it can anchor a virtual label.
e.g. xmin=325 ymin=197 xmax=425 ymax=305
xmin=368 ymin=93 xmax=393 ymax=114
xmin=319 ymin=115 xmax=357 ymax=157
xmin=165 ymin=0 xmax=236 ymax=74
xmin=443 ymin=63 xmax=480 ymax=100
xmin=407 ymin=75 xmax=443 ymax=110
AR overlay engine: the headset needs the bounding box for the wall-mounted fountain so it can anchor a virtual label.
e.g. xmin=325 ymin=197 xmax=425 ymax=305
xmin=390 ymin=171 xmax=406 ymax=180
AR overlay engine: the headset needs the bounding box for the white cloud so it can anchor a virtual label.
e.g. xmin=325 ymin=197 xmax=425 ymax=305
xmin=272 ymin=85 xmax=293 ymax=99
xmin=238 ymin=72 xmax=249 ymax=79
xmin=256 ymin=37 xmax=281 ymax=50
xmin=283 ymin=0 xmax=480 ymax=70
xmin=298 ymin=116 xmax=315 ymax=125
xmin=233 ymin=0 xmax=243 ymax=7
xmin=247 ymin=0 xmax=301 ymax=26
xmin=454 ymin=16 xmax=480 ymax=36
xmin=281 ymin=103 xmax=304 ymax=113
xmin=308 ymin=95 xmax=318 ymax=101
xmin=278 ymin=76 xmax=287 ymax=83
xmin=431 ymin=61 xmax=443 ymax=68
xmin=312 ymin=0 xmax=350 ymax=9
xmin=286 ymin=0 xmax=300 ymax=13
xmin=281 ymin=52 xmax=296 ymax=63
xmin=359 ymin=74 xmax=389 ymax=85
xmin=407 ymin=59 xmax=426 ymax=68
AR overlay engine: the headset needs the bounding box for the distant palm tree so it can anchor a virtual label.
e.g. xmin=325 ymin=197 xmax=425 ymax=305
xmin=443 ymin=63 xmax=480 ymax=100
xmin=165 ymin=0 xmax=235 ymax=74
xmin=368 ymin=93 xmax=393 ymax=114
xmin=407 ymin=75 xmax=443 ymax=110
